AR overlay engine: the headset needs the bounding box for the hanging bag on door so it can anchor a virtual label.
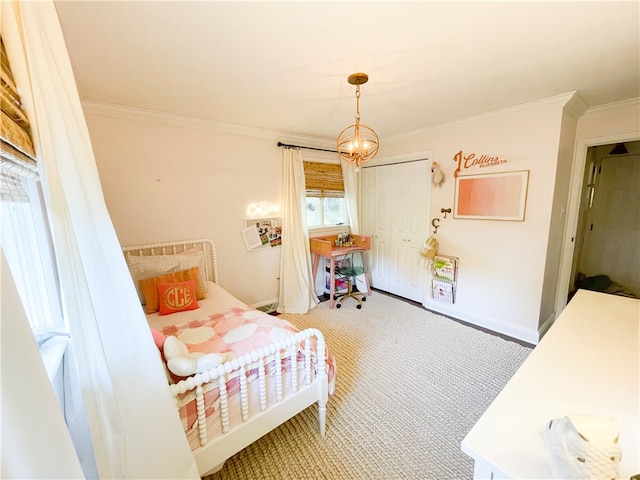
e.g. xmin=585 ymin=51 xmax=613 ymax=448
xmin=419 ymin=234 xmax=438 ymax=260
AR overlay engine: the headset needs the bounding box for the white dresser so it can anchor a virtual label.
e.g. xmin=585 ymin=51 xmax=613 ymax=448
xmin=461 ymin=289 xmax=639 ymax=479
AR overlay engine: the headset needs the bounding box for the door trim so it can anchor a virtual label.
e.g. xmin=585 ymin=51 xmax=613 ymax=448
xmin=555 ymin=133 xmax=639 ymax=319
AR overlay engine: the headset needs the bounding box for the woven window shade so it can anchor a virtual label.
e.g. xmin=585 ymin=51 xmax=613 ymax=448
xmin=304 ymin=161 xmax=344 ymax=198
xmin=1 ymin=36 xmax=37 ymax=202
xmin=1 ymin=36 xmax=38 ymax=179
xmin=0 ymin=170 xmax=29 ymax=202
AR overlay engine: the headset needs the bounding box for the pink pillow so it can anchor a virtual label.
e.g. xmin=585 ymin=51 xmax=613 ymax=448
xmin=149 ymin=328 xmax=177 ymax=384
xmin=151 ymin=328 xmax=165 ymax=351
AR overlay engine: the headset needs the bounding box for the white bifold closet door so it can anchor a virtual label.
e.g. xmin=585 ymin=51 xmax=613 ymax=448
xmin=361 ymin=160 xmax=429 ymax=302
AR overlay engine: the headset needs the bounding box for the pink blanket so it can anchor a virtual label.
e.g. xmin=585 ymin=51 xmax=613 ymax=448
xmin=161 ymin=307 xmax=300 ymax=357
xmin=161 ymin=307 xmax=334 ymax=433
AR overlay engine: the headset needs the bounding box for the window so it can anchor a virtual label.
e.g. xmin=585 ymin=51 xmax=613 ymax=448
xmin=304 ymin=161 xmax=347 ymax=228
xmin=306 ymin=194 xmax=347 ymax=227
xmin=1 ymin=178 xmax=66 ymax=342
xmin=1 ymin=35 xmax=65 ymax=343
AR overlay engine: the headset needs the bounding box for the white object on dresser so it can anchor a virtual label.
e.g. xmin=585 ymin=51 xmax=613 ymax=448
xmin=544 ymin=414 xmax=621 ymax=479
xmin=461 ymin=289 xmax=639 ymax=479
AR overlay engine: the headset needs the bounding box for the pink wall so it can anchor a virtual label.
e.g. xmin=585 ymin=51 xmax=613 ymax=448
xmin=86 ymin=108 xmax=284 ymax=306
xmin=85 ymin=95 xmax=639 ymax=343
xmin=377 ymin=95 xmax=571 ymax=343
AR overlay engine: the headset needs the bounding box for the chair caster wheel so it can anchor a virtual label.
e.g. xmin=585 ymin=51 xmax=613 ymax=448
xmin=357 ymin=304 xmax=362 ymax=309
xmin=336 ymin=304 xmax=341 ymax=308
xmin=362 ymin=297 xmax=367 ymax=302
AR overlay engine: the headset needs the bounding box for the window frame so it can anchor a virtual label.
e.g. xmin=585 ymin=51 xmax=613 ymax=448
xmin=306 ymin=193 xmax=348 ymax=229
xmin=303 ymin=161 xmax=349 ymax=229
xmin=1 ymin=178 xmax=66 ymax=340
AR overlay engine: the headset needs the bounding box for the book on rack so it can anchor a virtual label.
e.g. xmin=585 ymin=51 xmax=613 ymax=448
xmin=433 ymin=254 xmax=457 ymax=282
xmin=432 ymin=279 xmax=455 ymax=304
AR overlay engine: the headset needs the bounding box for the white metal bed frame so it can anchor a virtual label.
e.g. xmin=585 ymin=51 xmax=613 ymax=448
xmin=122 ymin=239 xmax=329 ymax=476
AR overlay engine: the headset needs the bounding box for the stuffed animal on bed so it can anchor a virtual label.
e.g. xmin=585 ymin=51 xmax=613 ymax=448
xmin=163 ymin=336 xmax=230 ymax=377
xmin=151 ymin=328 xmax=230 ymax=378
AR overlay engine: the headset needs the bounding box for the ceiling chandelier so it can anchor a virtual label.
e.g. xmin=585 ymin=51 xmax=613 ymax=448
xmin=336 ymin=73 xmax=379 ymax=168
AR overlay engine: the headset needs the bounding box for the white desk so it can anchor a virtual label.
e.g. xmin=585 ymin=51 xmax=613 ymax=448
xmin=461 ymin=290 xmax=639 ymax=479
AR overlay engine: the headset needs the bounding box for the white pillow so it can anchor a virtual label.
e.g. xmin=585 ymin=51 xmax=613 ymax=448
xmin=127 ymin=252 xmax=205 ymax=304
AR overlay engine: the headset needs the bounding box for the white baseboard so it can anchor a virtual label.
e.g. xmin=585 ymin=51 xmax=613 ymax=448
xmin=537 ymin=312 xmax=556 ymax=340
xmin=422 ymin=300 xmax=540 ymax=345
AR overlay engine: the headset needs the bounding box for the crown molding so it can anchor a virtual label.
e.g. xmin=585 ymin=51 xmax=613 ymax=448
xmin=563 ymin=91 xmax=589 ymax=119
xmin=82 ymin=101 xmax=279 ymax=138
xmin=386 ymin=92 xmax=582 ymax=142
xmin=82 ymin=96 xmax=638 ymax=149
xmin=584 ymin=97 xmax=640 ymax=116
xmin=81 ymin=101 xmax=334 ymax=148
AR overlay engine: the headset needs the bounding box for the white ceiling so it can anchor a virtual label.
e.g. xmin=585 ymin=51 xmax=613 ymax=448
xmin=54 ymin=1 xmax=640 ymax=142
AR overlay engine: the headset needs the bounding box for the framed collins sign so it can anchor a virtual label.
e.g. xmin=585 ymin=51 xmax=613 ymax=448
xmin=454 ymin=170 xmax=530 ymax=221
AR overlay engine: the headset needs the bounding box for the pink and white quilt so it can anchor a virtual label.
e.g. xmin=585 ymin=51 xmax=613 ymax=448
xmin=160 ymin=307 xmax=335 ymax=435
xmin=161 ymin=307 xmax=301 ymax=357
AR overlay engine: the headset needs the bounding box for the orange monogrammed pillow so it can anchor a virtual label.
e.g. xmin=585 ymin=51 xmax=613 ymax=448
xmin=139 ymin=267 xmax=205 ymax=314
xmin=157 ymin=279 xmax=200 ymax=316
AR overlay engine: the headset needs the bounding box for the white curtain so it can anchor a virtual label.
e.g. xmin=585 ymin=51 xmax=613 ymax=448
xmin=277 ymin=148 xmax=319 ymax=313
xmin=1 ymin=248 xmax=85 ymax=480
xmin=341 ymin=160 xmax=360 ymax=234
xmin=2 ymin=2 xmax=198 ymax=478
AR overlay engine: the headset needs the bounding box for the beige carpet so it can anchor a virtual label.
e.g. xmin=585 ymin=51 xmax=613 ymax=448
xmin=204 ymin=292 xmax=531 ymax=480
